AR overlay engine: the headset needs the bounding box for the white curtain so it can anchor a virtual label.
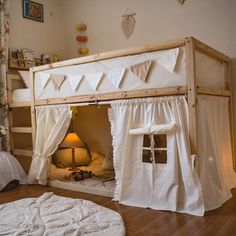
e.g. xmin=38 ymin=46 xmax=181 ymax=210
xmin=198 ymin=95 xmax=236 ymax=210
xmin=0 ymin=0 xmax=10 ymax=151
xmin=28 ymin=105 xmax=72 ymax=185
xmin=109 ymin=96 xmax=204 ymax=216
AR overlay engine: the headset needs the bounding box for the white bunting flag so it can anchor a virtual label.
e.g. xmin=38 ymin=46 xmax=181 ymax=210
xmin=38 ymin=72 xmax=51 ymax=89
xmin=67 ymin=74 xmax=84 ymax=92
xmin=157 ymin=48 xmax=180 ymax=73
xmin=86 ymin=72 xmax=103 ymax=91
xmin=51 ymin=74 xmax=66 ymax=90
xmin=107 ymin=68 xmax=126 ymax=89
xmin=130 ymin=60 xmax=153 ymax=82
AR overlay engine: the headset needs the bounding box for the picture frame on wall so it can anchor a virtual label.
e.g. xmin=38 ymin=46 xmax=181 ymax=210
xmin=22 ymin=0 xmax=44 ymax=22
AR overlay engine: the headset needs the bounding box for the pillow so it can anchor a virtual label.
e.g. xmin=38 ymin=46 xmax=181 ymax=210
xmin=18 ymin=70 xmax=30 ymax=88
xmin=52 ymin=148 xmax=90 ymax=168
xmin=101 ymin=146 xmax=114 ymax=171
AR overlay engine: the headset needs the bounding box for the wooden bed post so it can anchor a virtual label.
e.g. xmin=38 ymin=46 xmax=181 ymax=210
xmin=29 ymin=68 xmax=36 ymax=151
xmin=224 ymin=61 xmax=236 ymax=170
xmin=185 ymin=37 xmax=199 ymax=171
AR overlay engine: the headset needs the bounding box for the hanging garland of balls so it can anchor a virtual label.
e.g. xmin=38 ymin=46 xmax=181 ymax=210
xmin=75 ymin=23 xmax=89 ymax=56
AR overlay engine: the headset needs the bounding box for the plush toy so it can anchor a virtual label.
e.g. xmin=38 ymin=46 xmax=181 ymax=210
xmin=52 ymin=54 xmax=59 ymax=63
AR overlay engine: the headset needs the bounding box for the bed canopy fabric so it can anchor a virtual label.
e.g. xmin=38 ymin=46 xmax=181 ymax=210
xmin=109 ymin=95 xmax=204 ymax=216
xmin=28 ymin=105 xmax=72 ymax=185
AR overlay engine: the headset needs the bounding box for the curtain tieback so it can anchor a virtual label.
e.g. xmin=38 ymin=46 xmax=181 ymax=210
xmin=33 ymin=152 xmax=47 ymax=160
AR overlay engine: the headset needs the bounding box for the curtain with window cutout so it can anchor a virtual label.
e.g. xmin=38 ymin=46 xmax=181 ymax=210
xmin=28 ymin=105 xmax=72 ymax=185
xmin=109 ymin=96 xmax=204 ymax=216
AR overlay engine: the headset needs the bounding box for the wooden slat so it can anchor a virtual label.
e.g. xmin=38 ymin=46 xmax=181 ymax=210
xmin=9 ymin=102 xmax=31 ymax=108
xmin=194 ymin=38 xmax=230 ymax=63
xmin=34 ymin=86 xmax=187 ymax=106
xmin=30 ymin=69 xmax=36 ymax=148
xmin=7 ymin=74 xmax=22 ymax=80
xmin=185 ymin=37 xmax=199 ymax=158
xmin=11 ymin=127 xmax=32 ymax=133
xmin=32 ymin=38 xmax=186 ymax=72
xmin=12 ymin=148 xmax=33 ymax=157
xmin=197 ymin=87 xmax=231 ymax=96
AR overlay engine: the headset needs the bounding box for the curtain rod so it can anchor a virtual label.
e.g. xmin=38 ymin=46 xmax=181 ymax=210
xmin=68 ymin=100 xmax=112 ymax=107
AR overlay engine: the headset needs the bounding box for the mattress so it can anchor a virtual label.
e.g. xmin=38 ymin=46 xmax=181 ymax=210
xmin=12 ymin=88 xmax=31 ymax=103
xmin=48 ymin=152 xmax=115 ymax=197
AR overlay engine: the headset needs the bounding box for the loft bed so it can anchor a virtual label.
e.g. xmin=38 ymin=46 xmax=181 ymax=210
xmin=7 ymin=37 xmax=236 ymax=216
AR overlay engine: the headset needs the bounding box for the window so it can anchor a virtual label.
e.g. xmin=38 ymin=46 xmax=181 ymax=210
xmin=142 ymin=134 xmax=167 ymax=164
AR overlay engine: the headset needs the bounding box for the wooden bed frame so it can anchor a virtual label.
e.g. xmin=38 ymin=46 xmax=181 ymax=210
xmin=6 ymin=37 xmax=235 ymax=172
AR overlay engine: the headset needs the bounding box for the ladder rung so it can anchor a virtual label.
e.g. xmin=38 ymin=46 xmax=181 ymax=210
xmin=11 ymin=127 xmax=32 ymax=133
xmin=12 ymin=149 xmax=33 ymax=157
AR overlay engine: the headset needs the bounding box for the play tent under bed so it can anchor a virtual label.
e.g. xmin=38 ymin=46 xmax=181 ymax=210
xmin=8 ymin=37 xmax=236 ymax=216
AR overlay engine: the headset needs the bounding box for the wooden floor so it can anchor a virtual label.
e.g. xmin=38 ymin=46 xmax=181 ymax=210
xmin=1 ymin=185 xmax=236 ymax=236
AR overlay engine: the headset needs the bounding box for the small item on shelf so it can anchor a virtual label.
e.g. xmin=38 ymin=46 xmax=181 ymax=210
xmin=52 ymin=54 xmax=59 ymax=63
xmin=41 ymin=54 xmax=53 ymax=63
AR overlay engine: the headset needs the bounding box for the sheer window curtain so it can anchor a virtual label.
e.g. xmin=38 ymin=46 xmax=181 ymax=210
xmin=198 ymin=95 xmax=236 ymax=210
xmin=28 ymin=105 xmax=72 ymax=185
xmin=109 ymin=96 xmax=204 ymax=216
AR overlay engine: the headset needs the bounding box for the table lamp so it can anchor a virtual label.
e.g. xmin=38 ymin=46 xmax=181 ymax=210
xmin=60 ymin=132 xmax=83 ymax=171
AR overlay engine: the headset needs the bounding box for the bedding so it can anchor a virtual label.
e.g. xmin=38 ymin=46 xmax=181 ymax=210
xmin=0 ymin=152 xmax=27 ymax=191
xmin=0 ymin=192 xmax=125 ymax=236
xmin=12 ymin=88 xmax=31 ymax=102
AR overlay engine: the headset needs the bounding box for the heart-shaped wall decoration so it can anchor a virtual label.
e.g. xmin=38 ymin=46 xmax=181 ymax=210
xmin=178 ymin=0 xmax=186 ymax=5
xmin=121 ymin=8 xmax=136 ymax=40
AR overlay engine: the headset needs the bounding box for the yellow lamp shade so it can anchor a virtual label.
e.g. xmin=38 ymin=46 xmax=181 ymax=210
xmin=60 ymin=133 xmax=83 ymax=148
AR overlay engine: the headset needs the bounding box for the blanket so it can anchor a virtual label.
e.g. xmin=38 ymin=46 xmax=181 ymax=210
xmin=0 ymin=152 xmax=27 ymax=191
xmin=0 ymin=192 xmax=125 ymax=236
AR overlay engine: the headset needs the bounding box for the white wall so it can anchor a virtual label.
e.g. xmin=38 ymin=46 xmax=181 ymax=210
xmin=56 ymin=0 xmax=236 ymax=58
xmin=9 ymin=0 xmax=62 ymax=58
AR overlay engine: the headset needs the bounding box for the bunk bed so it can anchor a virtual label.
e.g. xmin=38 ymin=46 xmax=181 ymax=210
xmin=7 ymin=37 xmax=236 ymax=216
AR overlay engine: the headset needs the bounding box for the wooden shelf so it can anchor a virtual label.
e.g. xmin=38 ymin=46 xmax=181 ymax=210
xmin=12 ymin=148 xmax=33 ymax=157
xmin=11 ymin=127 xmax=32 ymax=133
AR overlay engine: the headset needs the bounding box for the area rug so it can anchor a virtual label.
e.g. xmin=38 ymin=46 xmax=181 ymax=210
xmin=0 ymin=192 xmax=125 ymax=235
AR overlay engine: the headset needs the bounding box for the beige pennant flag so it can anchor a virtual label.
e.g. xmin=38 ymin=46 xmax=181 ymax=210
xmin=51 ymin=74 xmax=66 ymax=90
xmin=130 ymin=60 xmax=153 ymax=82
xmin=86 ymin=72 xmax=103 ymax=91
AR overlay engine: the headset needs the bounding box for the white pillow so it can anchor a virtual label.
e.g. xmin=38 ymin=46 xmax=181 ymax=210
xmin=18 ymin=70 xmax=30 ymax=88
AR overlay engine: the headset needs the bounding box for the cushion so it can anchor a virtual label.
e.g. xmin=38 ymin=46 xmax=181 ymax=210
xmin=101 ymin=146 xmax=114 ymax=171
xmin=52 ymin=148 xmax=90 ymax=168
xmin=18 ymin=70 xmax=30 ymax=88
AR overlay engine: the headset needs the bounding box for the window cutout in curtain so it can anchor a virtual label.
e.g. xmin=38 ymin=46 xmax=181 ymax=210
xmin=142 ymin=134 xmax=167 ymax=164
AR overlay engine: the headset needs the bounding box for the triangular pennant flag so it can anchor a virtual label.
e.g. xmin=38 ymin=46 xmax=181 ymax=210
xmin=86 ymin=72 xmax=103 ymax=91
xmin=157 ymin=48 xmax=179 ymax=72
xmin=51 ymin=74 xmax=66 ymax=90
xmin=130 ymin=60 xmax=153 ymax=82
xmin=107 ymin=68 xmax=126 ymax=89
xmin=38 ymin=72 xmax=51 ymax=89
xmin=67 ymin=74 xmax=84 ymax=92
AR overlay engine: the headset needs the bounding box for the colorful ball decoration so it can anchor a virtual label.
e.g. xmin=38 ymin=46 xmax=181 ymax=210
xmin=77 ymin=47 xmax=89 ymax=55
xmin=75 ymin=23 xmax=87 ymax=31
xmin=76 ymin=35 xmax=88 ymax=43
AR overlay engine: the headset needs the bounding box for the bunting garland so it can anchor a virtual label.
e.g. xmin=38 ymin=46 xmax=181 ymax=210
xmin=130 ymin=60 xmax=153 ymax=82
xmin=107 ymin=68 xmax=126 ymax=89
xmin=86 ymin=72 xmax=103 ymax=91
xmin=51 ymin=74 xmax=66 ymax=90
xmin=67 ymin=74 xmax=84 ymax=92
xmin=38 ymin=72 xmax=51 ymax=89
xmin=157 ymin=48 xmax=180 ymax=72
xmin=37 ymin=48 xmax=180 ymax=92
